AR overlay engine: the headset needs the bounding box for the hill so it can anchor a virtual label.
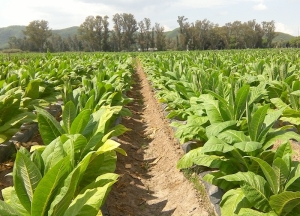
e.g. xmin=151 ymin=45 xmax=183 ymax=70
xmin=0 ymin=26 xmax=79 ymax=49
xmin=0 ymin=26 xmax=26 ymax=49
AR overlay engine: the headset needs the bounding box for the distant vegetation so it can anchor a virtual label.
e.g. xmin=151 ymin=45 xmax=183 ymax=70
xmin=0 ymin=14 xmax=298 ymax=52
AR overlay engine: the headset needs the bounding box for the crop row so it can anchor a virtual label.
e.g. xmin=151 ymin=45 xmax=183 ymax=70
xmin=0 ymin=52 xmax=134 ymax=216
xmin=139 ymin=49 xmax=300 ymax=216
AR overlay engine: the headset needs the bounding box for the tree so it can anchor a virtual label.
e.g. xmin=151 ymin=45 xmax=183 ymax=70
xmin=23 ymin=20 xmax=52 ymax=52
xmin=121 ymin=13 xmax=139 ymax=51
xmin=262 ymin=20 xmax=277 ymax=48
xmin=155 ymin=23 xmax=166 ymax=51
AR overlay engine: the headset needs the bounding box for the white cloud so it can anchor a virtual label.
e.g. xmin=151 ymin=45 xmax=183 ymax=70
xmin=275 ymin=22 xmax=298 ymax=36
xmin=253 ymin=2 xmax=267 ymax=10
xmin=163 ymin=25 xmax=172 ymax=31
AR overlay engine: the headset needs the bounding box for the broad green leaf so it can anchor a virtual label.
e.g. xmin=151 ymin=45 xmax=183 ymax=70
xmin=237 ymin=208 xmax=277 ymax=216
xmin=41 ymin=137 xmax=66 ymax=174
xmin=264 ymin=131 xmax=300 ymax=150
xmin=177 ymin=147 xmax=203 ymax=169
xmin=102 ymin=124 xmax=131 ymax=142
xmin=234 ymin=142 xmax=262 ymax=152
xmin=64 ymin=183 xmax=113 ymax=216
xmin=79 ymin=151 xmax=117 ymax=190
xmin=206 ymin=121 xmax=237 ymax=138
xmin=270 ymin=98 xmax=290 ymax=110
xmin=220 ymin=188 xmax=251 ymax=216
xmin=234 ymin=85 xmax=250 ymax=120
xmin=249 ymin=157 xmax=279 ymax=194
xmin=203 ymin=171 xmax=236 ymax=191
xmin=274 ymin=142 xmax=292 ymax=160
xmin=62 ymin=101 xmax=77 ymax=134
xmin=35 ymin=106 xmax=64 ymax=145
xmin=61 ymin=134 xmax=87 ymax=162
xmin=25 ymin=79 xmax=40 ymax=99
xmin=258 ymin=108 xmax=284 ymax=142
xmin=48 ymin=167 xmax=81 ymax=216
xmin=249 ymin=104 xmax=269 ymax=141
xmin=13 ymin=151 xmax=42 ymax=213
xmin=96 ymin=139 xmax=121 ymax=154
xmin=79 ymin=173 xmax=118 ymax=194
xmin=0 ymin=200 xmax=19 ymax=216
xmin=31 ymin=157 xmax=71 ymax=216
xmin=221 ymin=172 xmax=272 ymax=212
xmin=273 ymin=158 xmax=289 ymax=192
xmin=217 ymin=130 xmax=249 ymax=145
xmin=205 ymin=100 xmax=224 ymax=123
xmin=270 ymin=191 xmax=300 ymax=215
xmin=2 ymin=186 xmax=30 ymax=216
xmin=285 ymin=162 xmax=300 ymax=191
xmin=70 ymin=109 xmax=92 ymax=135
xmin=0 ymin=112 xmax=36 ymax=132
xmin=201 ymin=136 xmax=234 ymax=153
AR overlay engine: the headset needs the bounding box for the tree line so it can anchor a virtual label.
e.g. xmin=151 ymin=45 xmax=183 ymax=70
xmin=6 ymin=13 xmax=291 ymax=52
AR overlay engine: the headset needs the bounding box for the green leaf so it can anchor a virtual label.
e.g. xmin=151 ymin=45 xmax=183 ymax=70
xmin=0 ymin=112 xmax=36 ymax=133
xmin=270 ymin=191 xmax=300 ymax=215
xmin=64 ymin=183 xmax=114 ymax=216
xmin=41 ymin=137 xmax=66 ymax=174
xmin=237 ymin=208 xmax=277 ymax=216
xmin=102 ymin=124 xmax=131 ymax=142
xmin=13 ymin=151 xmax=42 ymax=213
xmin=249 ymin=104 xmax=269 ymax=141
xmin=258 ymin=108 xmax=284 ymax=142
xmin=35 ymin=106 xmax=64 ymax=145
xmin=217 ymin=130 xmax=249 ymax=145
xmin=177 ymin=147 xmax=203 ymax=169
xmin=2 ymin=186 xmax=30 ymax=215
xmin=249 ymin=157 xmax=279 ymax=194
xmin=70 ymin=109 xmax=92 ymax=135
xmin=201 ymin=136 xmax=234 ymax=153
xmin=206 ymin=121 xmax=237 ymax=138
xmin=234 ymin=142 xmax=262 ymax=152
xmin=31 ymin=157 xmax=71 ymax=216
xmin=221 ymin=172 xmax=272 ymax=212
xmin=220 ymin=188 xmax=251 ymax=216
xmin=264 ymin=131 xmax=300 ymax=150
xmin=0 ymin=200 xmax=19 ymax=216
xmin=270 ymin=98 xmax=290 ymax=110
xmin=273 ymin=158 xmax=289 ymax=192
xmin=234 ymin=85 xmax=250 ymax=120
xmin=285 ymin=162 xmax=300 ymax=191
xmin=25 ymin=79 xmax=40 ymax=99
xmin=62 ymin=101 xmax=77 ymax=134
xmin=205 ymin=100 xmax=225 ymax=123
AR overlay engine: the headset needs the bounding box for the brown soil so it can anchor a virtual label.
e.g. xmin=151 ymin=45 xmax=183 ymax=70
xmin=106 ymin=62 xmax=212 ymax=216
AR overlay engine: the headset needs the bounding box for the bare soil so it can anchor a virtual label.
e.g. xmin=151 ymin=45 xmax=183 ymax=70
xmin=106 ymin=62 xmax=212 ymax=216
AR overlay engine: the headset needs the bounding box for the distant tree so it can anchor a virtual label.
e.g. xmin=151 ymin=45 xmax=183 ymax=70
xmin=144 ymin=18 xmax=152 ymax=50
xmin=289 ymin=36 xmax=300 ymax=48
xmin=23 ymin=20 xmax=52 ymax=52
xmin=262 ymin=20 xmax=277 ymax=48
xmin=138 ymin=19 xmax=147 ymax=51
xmin=154 ymin=23 xmax=166 ymax=51
xmin=121 ymin=13 xmax=139 ymax=51
xmin=112 ymin=13 xmax=123 ymax=51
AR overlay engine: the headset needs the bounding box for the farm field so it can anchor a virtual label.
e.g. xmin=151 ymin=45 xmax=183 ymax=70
xmin=1 ymin=49 xmax=300 ymax=216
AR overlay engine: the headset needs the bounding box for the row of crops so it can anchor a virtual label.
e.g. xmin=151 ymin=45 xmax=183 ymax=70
xmin=0 ymin=52 xmax=134 ymax=215
xmin=139 ymin=49 xmax=300 ymax=216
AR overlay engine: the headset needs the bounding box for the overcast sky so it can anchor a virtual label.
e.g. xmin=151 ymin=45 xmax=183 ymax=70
xmin=0 ymin=0 xmax=299 ymax=36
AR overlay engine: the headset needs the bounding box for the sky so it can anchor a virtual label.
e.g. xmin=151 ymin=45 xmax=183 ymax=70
xmin=0 ymin=0 xmax=299 ymax=36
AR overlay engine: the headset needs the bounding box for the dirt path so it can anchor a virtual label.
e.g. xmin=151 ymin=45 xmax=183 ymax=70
xmin=106 ymin=61 xmax=212 ymax=216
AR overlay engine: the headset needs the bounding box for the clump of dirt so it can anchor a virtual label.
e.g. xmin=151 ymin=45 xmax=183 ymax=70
xmin=106 ymin=62 xmax=213 ymax=216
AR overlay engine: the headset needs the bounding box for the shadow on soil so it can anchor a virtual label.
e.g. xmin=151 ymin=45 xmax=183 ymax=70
xmin=106 ymin=71 xmax=175 ymax=216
